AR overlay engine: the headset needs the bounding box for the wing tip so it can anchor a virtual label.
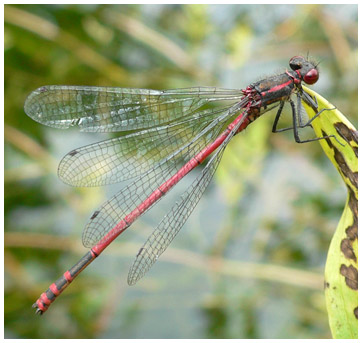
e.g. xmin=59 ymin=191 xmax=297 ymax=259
xmin=24 ymin=86 xmax=49 ymax=122
xmin=24 ymin=85 xmax=72 ymax=129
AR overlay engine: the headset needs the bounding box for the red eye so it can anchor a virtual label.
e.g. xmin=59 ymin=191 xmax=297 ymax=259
xmin=303 ymin=69 xmax=319 ymax=84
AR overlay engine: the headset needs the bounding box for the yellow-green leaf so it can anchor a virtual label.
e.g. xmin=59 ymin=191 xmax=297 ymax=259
xmin=302 ymin=86 xmax=358 ymax=339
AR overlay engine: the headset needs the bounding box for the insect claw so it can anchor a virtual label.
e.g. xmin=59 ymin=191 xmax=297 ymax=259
xmin=32 ymin=303 xmax=43 ymax=315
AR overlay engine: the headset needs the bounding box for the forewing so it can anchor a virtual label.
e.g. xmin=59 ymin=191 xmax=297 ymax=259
xmin=24 ymin=85 xmax=242 ymax=132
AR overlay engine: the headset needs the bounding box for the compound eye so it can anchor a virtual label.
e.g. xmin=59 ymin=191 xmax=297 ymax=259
xmin=303 ymin=68 xmax=319 ymax=84
xmin=289 ymin=56 xmax=304 ymax=70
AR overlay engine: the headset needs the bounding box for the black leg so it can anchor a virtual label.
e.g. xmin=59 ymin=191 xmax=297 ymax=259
xmin=290 ymin=99 xmax=342 ymax=144
xmin=301 ymin=90 xmax=318 ymax=112
xmin=271 ymin=90 xmax=343 ymax=145
xmin=271 ymin=101 xmax=285 ymax=133
xmin=296 ymin=93 xmax=304 ymax=127
xmin=291 ymin=100 xmax=303 ymax=142
xmin=299 ymin=89 xmax=338 ymax=128
xmin=272 ymin=95 xmax=314 ymax=133
xmin=298 ymin=106 xmax=337 ymax=129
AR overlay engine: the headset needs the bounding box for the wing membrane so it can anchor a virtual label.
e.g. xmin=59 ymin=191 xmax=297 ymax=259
xmin=82 ymin=104 xmax=242 ymax=247
xmin=127 ymin=110 xmax=247 ymax=285
xmin=24 ymin=85 xmax=242 ymax=132
xmin=58 ymin=104 xmax=240 ymax=187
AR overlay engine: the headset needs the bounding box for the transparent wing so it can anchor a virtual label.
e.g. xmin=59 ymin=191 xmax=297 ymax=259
xmin=24 ymin=85 xmax=242 ymax=132
xmin=82 ymin=104 xmax=243 ymax=247
xmin=57 ymin=104 xmax=242 ymax=187
xmin=127 ymin=110 xmax=247 ymax=285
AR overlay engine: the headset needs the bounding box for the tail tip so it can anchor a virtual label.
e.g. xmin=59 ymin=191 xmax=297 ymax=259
xmin=32 ymin=302 xmax=44 ymax=315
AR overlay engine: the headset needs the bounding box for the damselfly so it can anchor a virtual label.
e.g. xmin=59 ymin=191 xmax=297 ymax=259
xmin=24 ymin=56 xmax=335 ymax=314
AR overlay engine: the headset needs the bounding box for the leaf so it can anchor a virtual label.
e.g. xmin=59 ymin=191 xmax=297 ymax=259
xmin=302 ymin=86 xmax=358 ymax=339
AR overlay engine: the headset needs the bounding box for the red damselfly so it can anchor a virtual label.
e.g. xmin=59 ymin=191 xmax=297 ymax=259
xmin=25 ymin=56 xmax=336 ymax=314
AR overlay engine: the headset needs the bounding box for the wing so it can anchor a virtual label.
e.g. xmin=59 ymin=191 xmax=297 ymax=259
xmin=24 ymin=85 xmax=242 ymax=132
xmin=127 ymin=109 xmax=247 ymax=285
xmin=82 ymin=103 xmax=243 ymax=247
xmin=57 ymin=104 xmax=241 ymax=187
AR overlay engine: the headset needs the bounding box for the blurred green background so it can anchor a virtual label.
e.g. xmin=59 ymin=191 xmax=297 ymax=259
xmin=4 ymin=4 xmax=357 ymax=339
